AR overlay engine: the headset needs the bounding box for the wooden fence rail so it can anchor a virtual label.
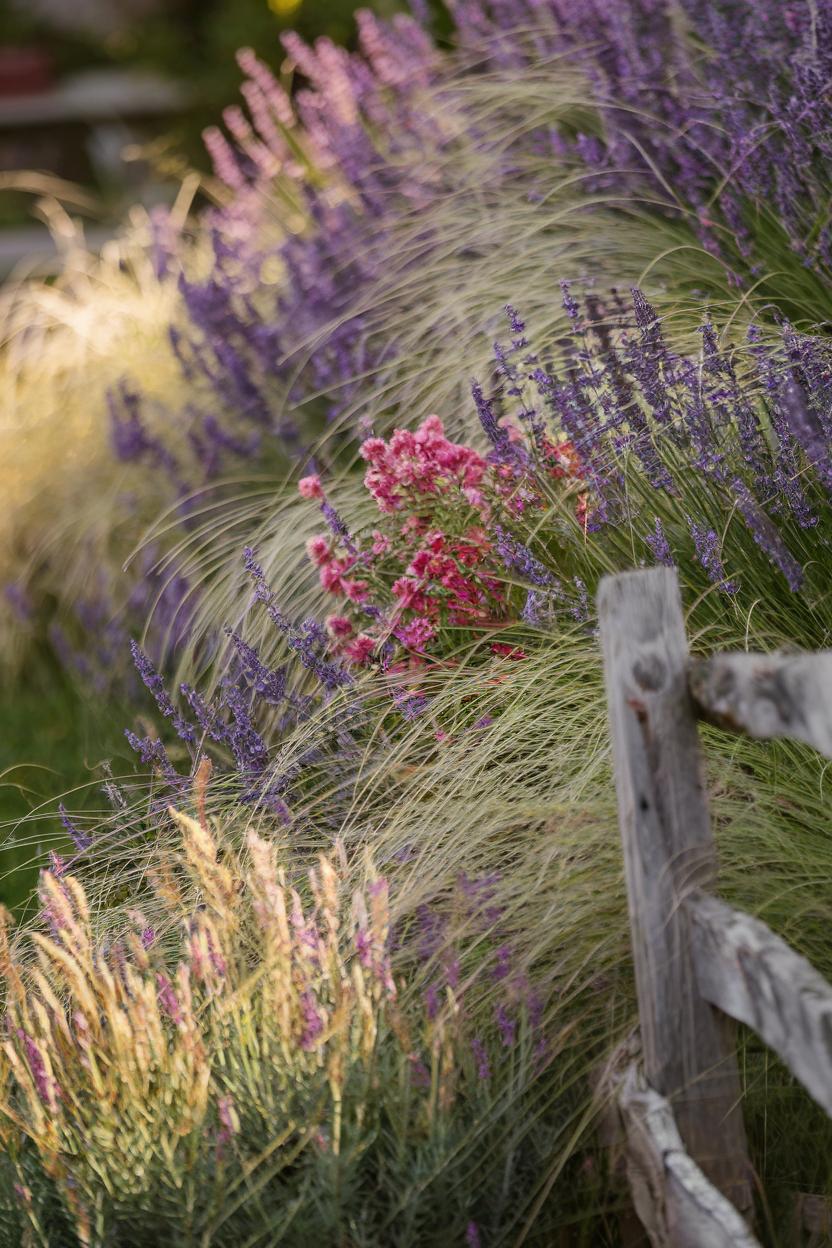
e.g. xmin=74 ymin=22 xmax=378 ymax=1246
xmin=598 ymin=567 xmax=832 ymax=1247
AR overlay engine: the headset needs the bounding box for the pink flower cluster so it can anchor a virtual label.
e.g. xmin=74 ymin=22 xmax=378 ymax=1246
xmin=300 ymin=415 xmax=584 ymax=669
xmin=359 ymin=415 xmax=489 ymax=515
xmin=387 ymin=522 xmax=503 ymax=648
xmin=306 ymin=536 xmax=375 ymax=664
xmin=300 ymin=417 xmax=513 ymax=667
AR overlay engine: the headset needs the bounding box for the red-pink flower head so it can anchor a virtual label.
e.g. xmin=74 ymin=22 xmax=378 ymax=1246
xmin=341 ymin=578 xmax=369 ymax=603
xmin=298 ymin=474 xmax=324 ymax=500
xmin=359 ymin=436 xmax=387 ymax=465
xmin=396 ymin=616 xmax=435 ymax=651
xmin=344 ymin=634 xmax=376 ymax=664
xmin=326 ymin=615 xmax=353 ymax=639
xmin=319 ymin=564 xmax=344 ymax=593
xmin=306 ymin=535 xmax=332 ymax=566
xmin=361 ymin=416 xmax=489 ymax=514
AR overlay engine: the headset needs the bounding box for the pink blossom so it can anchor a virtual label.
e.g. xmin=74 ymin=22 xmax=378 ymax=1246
xmin=407 ymin=549 xmax=433 ymax=578
xmin=359 ymin=436 xmax=387 ymax=464
xmin=326 ymin=614 xmax=354 ymax=638
xmin=319 ymin=564 xmax=344 ymax=593
xmin=306 ymin=535 xmax=331 ymax=565
xmin=345 ymin=634 xmax=376 ymax=664
xmin=298 ymin=474 xmax=324 ymax=499
xmin=414 ymin=413 xmax=444 ymax=443
xmin=391 ymin=576 xmax=422 ymax=608
xmin=342 ymin=578 xmax=369 ymax=603
xmin=389 ymin=428 xmax=418 ymax=458
xmin=396 ymin=616 xmax=435 ymax=651
xmin=364 ymin=468 xmax=398 ymax=512
xmin=371 ymin=530 xmax=391 ymax=556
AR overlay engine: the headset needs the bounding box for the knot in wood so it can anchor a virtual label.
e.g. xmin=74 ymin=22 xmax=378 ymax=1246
xmin=632 ymin=651 xmax=667 ymax=692
xmin=753 ymin=669 xmax=796 ymax=729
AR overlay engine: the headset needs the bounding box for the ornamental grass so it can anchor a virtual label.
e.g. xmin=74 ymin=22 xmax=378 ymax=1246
xmin=0 ymin=797 xmax=577 ymax=1247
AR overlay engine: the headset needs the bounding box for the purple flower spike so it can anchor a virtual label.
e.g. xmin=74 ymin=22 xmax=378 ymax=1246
xmin=157 ymin=973 xmax=183 ymax=1025
xmin=495 ymin=1003 xmax=516 ymax=1048
xmin=471 ymin=1036 xmax=490 ymax=1081
xmin=466 ymin=1221 xmax=482 ymax=1248
xmin=18 ymin=1030 xmax=55 ymax=1106
xmin=494 ymin=526 xmax=554 ymax=587
xmin=645 ymin=517 xmax=674 ymax=567
xmin=58 ymin=804 xmax=92 ymax=853
xmin=321 ymin=499 xmax=357 ymax=555
xmin=731 ymin=479 xmax=804 ymax=591
xmin=688 ymin=519 xmax=738 ymax=594
xmin=560 ymin=280 xmax=581 ymax=324
xmin=300 ymin=991 xmax=325 ymax=1050
xmin=130 ymin=641 xmax=195 ymax=744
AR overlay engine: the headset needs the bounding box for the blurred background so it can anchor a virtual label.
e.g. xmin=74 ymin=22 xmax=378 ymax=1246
xmin=0 ymin=0 xmax=404 ymax=273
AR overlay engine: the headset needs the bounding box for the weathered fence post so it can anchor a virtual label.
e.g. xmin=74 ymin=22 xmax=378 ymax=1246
xmin=598 ymin=567 xmax=753 ymax=1217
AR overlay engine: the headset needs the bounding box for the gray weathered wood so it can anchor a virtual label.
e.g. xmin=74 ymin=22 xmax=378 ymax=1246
xmin=689 ymin=651 xmax=832 ymax=758
xmin=598 ymin=568 xmax=753 ymax=1214
xmin=689 ymin=891 xmax=832 ymax=1118
xmin=618 ymin=1063 xmax=761 ymax=1248
xmin=794 ymin=1193 xmax=832 ymax=1246
xmin=592 ymin=1037 xmax=652 ymax=1247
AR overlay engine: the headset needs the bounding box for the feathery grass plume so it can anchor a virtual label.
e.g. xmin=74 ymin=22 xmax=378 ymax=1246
xmin=0 ymin=206 xmax=185 ymax=677
xmin=0 ymin=806 xmax=581 ymax=1245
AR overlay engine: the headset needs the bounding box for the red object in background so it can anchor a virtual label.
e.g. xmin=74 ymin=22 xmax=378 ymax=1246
xmin=0 ymin=47 xmax=55 ymax=97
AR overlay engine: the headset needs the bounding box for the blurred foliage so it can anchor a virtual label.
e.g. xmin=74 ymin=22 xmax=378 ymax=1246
xmin=0 ymin=660 xmax=134 ymax=915
xmin=0 ymin=0 xmax=410 ymax=175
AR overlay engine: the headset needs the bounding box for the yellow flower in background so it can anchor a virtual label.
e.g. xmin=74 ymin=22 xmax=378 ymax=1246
xmin=268 ymin=0 xmax=302 ymax=16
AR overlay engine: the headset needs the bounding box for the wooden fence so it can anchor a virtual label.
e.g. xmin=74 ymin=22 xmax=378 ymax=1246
xmin=598 ymin=566 xmax=832 ymax=1247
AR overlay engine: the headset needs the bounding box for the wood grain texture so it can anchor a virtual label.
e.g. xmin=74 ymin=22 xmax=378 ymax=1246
xmin=689 ymin=891 xmax=832 ymax=1118
xmin=794 ymin=1193 xmax=832 ymax=1246
xmin=598 ymin=567 xmax=752 ymax=1213
xmin=688 ymin=651 xmax=832 ymax=758
xmin=618 ymin=1063 xmax=761 ymax=1248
